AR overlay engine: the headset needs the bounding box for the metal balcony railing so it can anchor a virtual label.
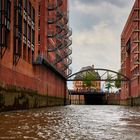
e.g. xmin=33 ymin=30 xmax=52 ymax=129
xmin=57 ymin=0 xmax=63 ymax=7
xmin=48 ymin=4 xmax=57 ymax=11
xmin=53 ymin=47 xmax=72 ymax=65
xmin=67 ymin=27 xmax=72 ymax=37
xmin=47 ymin=0 xmax=72 ymax=75
xmin=67 ymin=67 xmax=72 ymax=76
xmin=48 ymin=0 xmax=63 ymax=11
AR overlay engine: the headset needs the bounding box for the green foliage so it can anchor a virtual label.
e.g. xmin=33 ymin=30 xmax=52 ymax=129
xmin=83 ymin=72 xmax=96 ymax=88
xmin=115 ymin=70 xmax=121 ymax=89
xmin=105 ymin=74 xmax=114 ymax=92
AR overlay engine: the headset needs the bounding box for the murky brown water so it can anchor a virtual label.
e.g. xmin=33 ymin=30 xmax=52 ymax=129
xmin=0 ymin=105 xmax=140 ymax=140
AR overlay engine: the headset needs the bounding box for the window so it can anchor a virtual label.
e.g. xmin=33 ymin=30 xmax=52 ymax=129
xmin=32 ymin=29 xmax=34 ymax=45
xmin=23 ymin=44 xmax=26 ymax=60
xmin=32 ymin=51 xmax=34 ymax=62
xmin=28 ymin=48 xmax=31 ymax=63
xmin=28 ymin=2 xmax=31 ymax=16
xmin=32 ymin=7 xmax=35 ymax=22
xmin=5 ymin=0 xmax=10 ymax=19
xmin=0 ymin=0 xmax=2 ymax=28
xmin=38 ymin=34 xmax=40 ymax=44
xmin=39 ymin=4 xmax=40 ymax=15
xmin=7 ymin=1 xmax=10 ymax=20
xmin=4 ymin=0 xmax=11 ymax=30
xmin=24 ymin=20 xmax=27 ymax=36
xmin=126 ymin=39 xmax=131 ymax=53
xmin=28 ymin=25 xmax=31 ymax=41
xmin=24 ymin=0 xmax=27 ymax=11
xmin=38 ymin=20 xmax=40 ymax=29
xmin=0 ymin=0 xmax=1 ymax=11
xmin=18 ymin=12 xmax=22 ymax=37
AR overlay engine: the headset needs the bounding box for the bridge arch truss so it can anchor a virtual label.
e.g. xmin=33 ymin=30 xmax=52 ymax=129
xmin=67 ymin=68 xmax=129 ymax=82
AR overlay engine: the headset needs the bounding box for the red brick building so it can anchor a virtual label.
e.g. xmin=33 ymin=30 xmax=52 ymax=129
xmin=0 ymin=0 xmax=72 ymax=108
xmin=121 ymin=0 xmax=140 ymax=105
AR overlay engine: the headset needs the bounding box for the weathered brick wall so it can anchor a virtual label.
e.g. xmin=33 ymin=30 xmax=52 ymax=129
xmin=0 ymin=63 xmax=67 ymax=110
xmin=0 ymin=85 xmax=66 ymax=112
xmin=107 ymin=93 xmax=120 ymax=105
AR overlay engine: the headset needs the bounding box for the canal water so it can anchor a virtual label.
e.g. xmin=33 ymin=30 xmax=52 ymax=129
xmin=0 ymin=105 xmax=140 ymax=140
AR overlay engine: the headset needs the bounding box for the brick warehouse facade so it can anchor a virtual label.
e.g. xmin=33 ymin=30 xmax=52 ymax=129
xmin=121 ymin=0 xmax=140 ymax=105
xmin=0 ymin=0 xmax=72 ymax=110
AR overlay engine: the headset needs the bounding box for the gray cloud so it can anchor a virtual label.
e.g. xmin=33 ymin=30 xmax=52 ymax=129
xmin=69 ymin=0 xmax=135 ymax=74
xmin=71 ymin=0 xmax=132 ymax=7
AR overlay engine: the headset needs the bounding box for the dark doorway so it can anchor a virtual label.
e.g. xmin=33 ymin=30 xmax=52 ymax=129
xmin=84 ymin=94 xmax=106 ymax=105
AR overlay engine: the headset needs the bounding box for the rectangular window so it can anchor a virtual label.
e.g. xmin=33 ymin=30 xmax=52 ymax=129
xmin=24 ymin=20 xmax=27 ymax=36
xmin=7 ymin=1 xmax=10 ymax=20
xmin=38 ymin=20 xmax=40 ymax=28
xmin=23 ymin=44 xmax=26 ymax=60
xmin=28 ymin=2 xmax=31 ymax=16
xmin=0 ymin=0 xmax=1 ymax=48
xmin=28 ymin=48 xmax=31 ymax=63
xmin=39 ymin=4 xmax=40 ymax=15
xmin=0 ymin=0 xmax=1 ymax=11
xmin=38 ymin=34 xmax=40 ymax=44
xmin=18 ymin=39 xmax=22 ymax=55
xmin=5 ymin=0 xmax=8 ymax=13
xmin=0 ymin=0 xmax=2 ymax=28
xmin=32 ymin=29 xmax=34 ymax=45
xmin=24 ymin=0 xmax=27 ymax=11
xmin=32 ymin=51 xmax=34 ymax=62
xmin=126 ymin=39 xmax=131 ymax=53
xmin=18 ymin=13 xmax=22 ymax=37
xmin=32 ymin=7 xmax=35 ymax=22
xmin=4 ymin=0 xmax=10 ymax=30
xmin=28 ymin=25 xmax=31 ymax=41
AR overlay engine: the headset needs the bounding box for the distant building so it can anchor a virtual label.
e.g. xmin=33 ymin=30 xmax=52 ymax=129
xmin=73 ymin=65 xmax=101 ymax=92
xmin=121 ymin=0 xmax=140 ymax=105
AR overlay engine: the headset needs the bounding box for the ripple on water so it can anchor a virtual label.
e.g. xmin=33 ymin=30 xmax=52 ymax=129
xmin=0 ymin=105 xmax=140 ymax=140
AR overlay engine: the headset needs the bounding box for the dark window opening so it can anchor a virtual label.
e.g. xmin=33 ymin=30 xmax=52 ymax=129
xmin=28 ymin=25 xmax=31 ymax=41
xmin=28 ymin=48 xmax=31 ymax=63
xmin=5 ymin=0 xmax=11 ymax=31
xmin=126 ymin=39 xmax=131 ymax=53
xmin=39 ymin=4 xmax=40 ymax=15
xmin=13 ymin=0 xmax=22 ymax=64
xmin=23 ymin=44 xmax=26 ymax=61
xmin=38 ymin=20 xmax=40 ymax=28
xmin=0 ymin=0 xmax=2 ymax=48
xmin=32 ymin=29 xmax=35 ymax=45
xmin=18 ymin=13 xmax=22 ymax=37
xmin=0 ymin=0 xmax=11 ymax=54
xmin=0 ymin=0 xmax=1 ymax=11
xmin=24 ymin=20 xmax=27 ymax=36
xmin=38 ymin=34 xmax=40 ymax=44
xmin=17 ymin=38 xmax=22 ymax=56
xmin=32 ymin=7 xmax=35 ymax=22
xmin=32 ymin=50 xmax=34 ymax=62
xmin=28 ymin=1 xmax=31 ymax=16
xmin=24 ymin=0 xmax=27 ymax=11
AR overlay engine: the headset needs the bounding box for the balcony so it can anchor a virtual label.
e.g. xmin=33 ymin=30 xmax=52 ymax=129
xmin=133 ymin=51 xmax=140 ymax=54
xmin=133 ymin=17 xmax=140 ymax=22
xmin=133 ymin=29 xmax=140 ymax=32
xmin=134 ymin=60 xmax=140 ymax=65
xmin=132 ymin=39 xmax=140 ymax=43
xmin=48 ymin=31 xmax=57 ymax=38
xmin=48 ymin=4 xmax=57 ymax=11
xmin=134 ymin=7 xmax=140 ymax=11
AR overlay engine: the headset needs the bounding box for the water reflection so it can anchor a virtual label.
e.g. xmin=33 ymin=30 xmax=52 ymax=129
xmin=0 ymin=105 xmax=140 ymax=140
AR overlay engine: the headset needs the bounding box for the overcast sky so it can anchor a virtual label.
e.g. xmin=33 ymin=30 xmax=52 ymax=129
xmin=69 ymin=0 xmax=135 ymax=73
